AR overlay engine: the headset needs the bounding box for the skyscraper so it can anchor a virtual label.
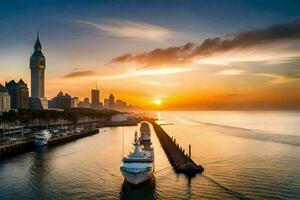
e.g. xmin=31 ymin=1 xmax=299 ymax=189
xmin=104 ymin=98 xmax=109 ymax=109
xmin=108 ymin=94 xmax=115 ymax=109
xmin=30 ymin=32 xmax=48 ymax=109
xmin=91 ymin=89 xmax=100 ymax=110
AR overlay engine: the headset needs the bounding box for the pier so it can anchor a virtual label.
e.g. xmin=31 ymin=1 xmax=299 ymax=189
xmin=0 ymin=129 xmax=99 ymax=160
xmin=48 ymin=129 xmax=99 ymax=146
xmin=150 ymin=121 xmax=204 ymax=177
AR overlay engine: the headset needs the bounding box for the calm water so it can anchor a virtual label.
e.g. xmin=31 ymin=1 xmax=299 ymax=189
xmin=0 ymin=111 xmax=299 ymax=199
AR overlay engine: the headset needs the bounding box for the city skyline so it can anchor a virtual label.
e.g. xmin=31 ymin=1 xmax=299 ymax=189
xmin=1 ymin=0 xmax=300 ymax=110
xmin=1 ymin=32 xmax=136 ymax=111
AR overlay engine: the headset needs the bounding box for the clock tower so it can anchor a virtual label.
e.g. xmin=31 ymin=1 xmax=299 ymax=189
xmin=30 ymin=32 xmax=48 ymax=109
xmin=30 ymin=32 xmax=45 ymax=98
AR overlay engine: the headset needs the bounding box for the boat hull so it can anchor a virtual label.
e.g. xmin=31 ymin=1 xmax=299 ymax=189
xmin=34 ymin=140 xmax=48 ymax=147
xmin=121 ymin=169 xmax=153 ymax=185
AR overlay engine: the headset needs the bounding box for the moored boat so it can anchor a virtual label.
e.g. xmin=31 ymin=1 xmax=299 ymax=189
xmin=34 ymin=130 xmax=52 ymax=146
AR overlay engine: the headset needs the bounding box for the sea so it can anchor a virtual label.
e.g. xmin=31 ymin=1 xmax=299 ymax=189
xmin=0 ymin=111 xmax=299 ymax=200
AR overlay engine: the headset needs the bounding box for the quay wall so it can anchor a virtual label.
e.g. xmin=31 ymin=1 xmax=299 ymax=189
xmin=48 ymin=129 xmax=99 ymax=146
xmin=0 ymin=129 xmax=99 ymax=160
xmin=0 ymin=139 xmax=34 ymax=160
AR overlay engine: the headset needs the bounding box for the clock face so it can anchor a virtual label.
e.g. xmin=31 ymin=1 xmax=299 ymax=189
xmin=39 ymin=58 xmax=45 ymax=67
xmin=30 ymin=60 xmax=45 ymax=69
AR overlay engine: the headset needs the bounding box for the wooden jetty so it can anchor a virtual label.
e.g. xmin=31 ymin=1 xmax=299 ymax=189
xmin=0 ymin=129 xmax=99 ymax=160
xmin=150 ymin=121 xmax=204 ymax=177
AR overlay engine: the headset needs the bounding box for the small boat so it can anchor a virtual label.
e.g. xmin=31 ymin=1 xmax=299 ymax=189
xmin=34 ymin=130 xmax=52 ymax=146
xmin=74 ymin=128 xmax=84 ymax=133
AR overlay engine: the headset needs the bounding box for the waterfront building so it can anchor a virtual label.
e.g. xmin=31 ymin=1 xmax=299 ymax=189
xmin=79 ymin=98 xmax=91 ymax=108
xmin=48 ymin=91 xmax=71 ymax=110
xmin=29 ymin=32 xmax=48 ymax=109
xmin=108 ymin=94 xmax=115 ymax=109
xmin=104 ymin=98 xmax=109 ymax=109
xmin=71 ymin=97 xmax=79 ymax=108
xmin=5 ymin=79 xmax=29 ymax=109
xmin=91 ymin=89 xmax=101 ymax=110
xmin=0 ymin=84 xmax=11 ymax=112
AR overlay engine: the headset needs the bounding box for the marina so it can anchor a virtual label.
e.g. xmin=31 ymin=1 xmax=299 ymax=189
xmin=0 ymin=129 xmax=99 ymax=160
xmin=0 ymin=117 xmax=140 ymax=160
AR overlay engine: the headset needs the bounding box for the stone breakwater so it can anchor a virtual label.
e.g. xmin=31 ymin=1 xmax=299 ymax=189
xmin=150 ymin=121 xmax=204 ymax=177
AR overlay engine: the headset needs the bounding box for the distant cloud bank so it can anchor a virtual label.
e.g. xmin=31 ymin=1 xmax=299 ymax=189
xmin=111 ymin=19 xmax=300 ymax=68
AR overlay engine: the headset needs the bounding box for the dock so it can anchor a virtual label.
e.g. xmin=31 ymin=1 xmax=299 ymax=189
xmin=150 ymin=121 xmax=204 ymax=177
xmin=48 ymin=129 xmax=99 ymax=146
xmin=0 ymin=129 xmax=99 ymax=160
xmin=0 ymin=138 xmax=34 ymax=159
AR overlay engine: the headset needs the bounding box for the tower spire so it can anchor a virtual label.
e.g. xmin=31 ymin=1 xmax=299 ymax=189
xmin=34 ymin=30 xmax=42 ymax=52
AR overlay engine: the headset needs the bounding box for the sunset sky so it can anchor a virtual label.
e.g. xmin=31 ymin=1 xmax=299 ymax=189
xmin=1 ymin=0 xmax=300 ymax=110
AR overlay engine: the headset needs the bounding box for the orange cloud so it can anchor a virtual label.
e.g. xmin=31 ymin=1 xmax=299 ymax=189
xmin=256 ymin=73 xmax=300 ymax=84
xmin=111 ymin=19 xmax=300 ymax=68
xmin=64 ymin=70 xmax=97 ymax=78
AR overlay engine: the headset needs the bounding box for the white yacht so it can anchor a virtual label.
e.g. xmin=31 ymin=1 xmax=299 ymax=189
xmin=120 ymin=128 xmax=154 ymax=185
xmin=34 ymin=130 xmax=52 ymax=146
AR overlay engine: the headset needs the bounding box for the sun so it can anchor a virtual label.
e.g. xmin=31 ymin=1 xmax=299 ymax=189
xmin=154 ymin=99 xmax=161 ymax=105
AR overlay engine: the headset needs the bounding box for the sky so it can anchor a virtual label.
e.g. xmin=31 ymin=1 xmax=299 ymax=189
xmin=1 ymin=0 xmax=300 ymax=110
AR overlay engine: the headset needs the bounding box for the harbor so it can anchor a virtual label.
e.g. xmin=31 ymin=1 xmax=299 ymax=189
xmin=0 ymin=111 xmax=299 ymax=199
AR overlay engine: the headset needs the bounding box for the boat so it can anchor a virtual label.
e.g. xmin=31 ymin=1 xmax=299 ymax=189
xmin=34 ymin=130 xmax=52 ymax=146
xmin=139 ymin=122 xmax=154 ymax=161
xmin=74 ymin=127 xmax=84 ymax=133
xmin=120 ymin=124 xmax=154 ymax=185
